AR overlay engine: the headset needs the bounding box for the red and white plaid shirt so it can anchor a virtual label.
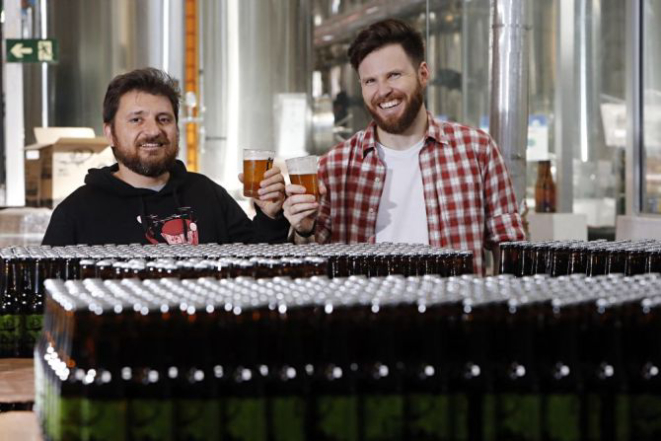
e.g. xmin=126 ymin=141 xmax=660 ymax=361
xmin=314 ymin=113 xmax=525 ymax=275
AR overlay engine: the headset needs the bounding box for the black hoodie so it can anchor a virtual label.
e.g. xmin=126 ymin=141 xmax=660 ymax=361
xmin=42 ymin=160 xmax=289 ymax=246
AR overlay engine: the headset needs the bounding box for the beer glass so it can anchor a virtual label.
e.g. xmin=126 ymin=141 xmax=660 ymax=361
xmin=243 ymin=149 xmax=275 ymax=198
xmin=286 ymin=156 xmax=319 ymax=200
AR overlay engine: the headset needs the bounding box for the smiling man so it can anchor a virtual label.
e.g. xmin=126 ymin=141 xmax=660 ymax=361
xmin=283 ymin=19 xmax=525 ymax=274
xmin=43 ymin=68 xmax=289 ymax=246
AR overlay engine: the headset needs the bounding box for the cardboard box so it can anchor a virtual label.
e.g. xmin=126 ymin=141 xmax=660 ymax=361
xmin=24 ymin=127 xmax=115 ymax=207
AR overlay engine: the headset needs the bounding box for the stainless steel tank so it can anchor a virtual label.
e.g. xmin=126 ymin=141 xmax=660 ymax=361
xmin=200 ymin=0 xmax=312 ymax=191
xmin=23 ymin=0 xmax=184 ymax=142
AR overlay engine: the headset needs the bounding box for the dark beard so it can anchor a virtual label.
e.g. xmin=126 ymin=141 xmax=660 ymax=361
xmin=112 ymin=135 xmax=179 ymax=178
xmin=367 ymin=83 xmax=425 ymax=134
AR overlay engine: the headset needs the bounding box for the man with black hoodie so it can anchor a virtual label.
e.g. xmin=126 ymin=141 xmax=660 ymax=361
xmin=42 ymin=68 xmax=290 ymax=246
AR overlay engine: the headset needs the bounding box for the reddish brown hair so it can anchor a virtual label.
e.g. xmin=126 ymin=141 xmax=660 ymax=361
xmin=348 ymin=19 xmax=425 ymax=71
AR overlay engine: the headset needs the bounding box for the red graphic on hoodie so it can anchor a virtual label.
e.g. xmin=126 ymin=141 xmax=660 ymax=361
xmin=161 ymin=218 xmax=199 ymax=244
xmin=144 ymin=207 xmax=199 ymax=245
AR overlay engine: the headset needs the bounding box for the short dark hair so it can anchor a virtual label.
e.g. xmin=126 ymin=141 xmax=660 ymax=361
xmin=103 ymin=67 xmax=180 ymax=124
xmin=348 ymin=19 xmax=425 ymax=71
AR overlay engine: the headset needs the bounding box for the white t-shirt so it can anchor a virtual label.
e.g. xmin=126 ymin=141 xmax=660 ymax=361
xmin=375 ymin=138 xmax=429 ymax=244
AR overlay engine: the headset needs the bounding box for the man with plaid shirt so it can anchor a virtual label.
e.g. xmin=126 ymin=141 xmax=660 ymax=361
xmin=283 ymin=19 xmax=525 ymax=274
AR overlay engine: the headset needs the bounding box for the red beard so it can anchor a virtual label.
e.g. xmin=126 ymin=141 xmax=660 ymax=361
xmin=366 ymin=80 xmax=425 ymax=134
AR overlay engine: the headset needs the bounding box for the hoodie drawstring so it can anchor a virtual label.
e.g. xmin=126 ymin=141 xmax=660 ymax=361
xmin=172 ymin=188 xmax=189 ymax=241
xmin=139 ymin=196 xmax=149 ymax=235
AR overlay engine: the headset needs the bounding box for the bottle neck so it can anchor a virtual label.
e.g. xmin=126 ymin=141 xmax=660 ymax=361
xmin=538 ymin=162 xmax=552 ymax=178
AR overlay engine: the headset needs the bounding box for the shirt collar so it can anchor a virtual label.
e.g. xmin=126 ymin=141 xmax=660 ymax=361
xmin=360 ymin=111 xmax=449 ymax=157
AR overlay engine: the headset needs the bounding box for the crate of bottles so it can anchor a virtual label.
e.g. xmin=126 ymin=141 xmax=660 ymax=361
xmin=499 ymin=239 xmax=661 ymax=277
xmin=0 ymin=243 xmax=472 ymax=359
xmin=36 ymin=273 xmax=661 ymax=441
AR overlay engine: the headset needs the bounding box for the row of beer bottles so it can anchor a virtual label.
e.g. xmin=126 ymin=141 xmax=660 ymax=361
xmin=1 ymin=250 xmax=471 ymax=360
xmin=0 ymin=253 xmax=471 ymax=306
xmin=36 ymin=274 xmax=661 ymax=441
xmin=499 ymin=239 xmax=661 ymax=277
xmin=0 ymin=250 xmax=44 ymax=357
xmin=1 ymin=241 xmax=469 ymax=262
xmin=1 ymin=245 xmax=474 ymax=296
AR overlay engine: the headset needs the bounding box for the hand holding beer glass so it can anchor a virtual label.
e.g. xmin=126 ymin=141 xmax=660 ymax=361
xmin=242 ymin=149 xmax=275 ymax=198
xmin=239 ymin=149 xmax=285 ymax=219
xmin=283 ymin=155 xmax=325 ymax=237
xmin=286 ymin=156 xmax=319 ymax=199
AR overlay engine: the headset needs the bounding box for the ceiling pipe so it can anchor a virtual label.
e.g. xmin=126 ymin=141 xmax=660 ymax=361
xmin=489 ymin=0 xmax=530 ymax=205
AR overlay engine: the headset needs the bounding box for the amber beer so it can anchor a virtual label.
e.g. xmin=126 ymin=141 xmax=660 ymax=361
xmin=286 ymin=156 xmax=319 ymax=200
xmin=290 ymin=174 xmax=319 ymax=198
xmin=243 ymin=149 xmax=275 ymax=198
xmin=534 ymin=160 xmax=556 ymax=213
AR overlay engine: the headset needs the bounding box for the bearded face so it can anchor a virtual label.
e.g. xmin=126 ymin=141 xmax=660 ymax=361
xmin=358 ymin=44 xmax=429 ymax=136
xmin=111 ymin=130 xmax=178 ymax=178
xmin=106 ymin=90 xmax=179 ymax=178
xmin=365 ymin=78 xmax=425 ymax=134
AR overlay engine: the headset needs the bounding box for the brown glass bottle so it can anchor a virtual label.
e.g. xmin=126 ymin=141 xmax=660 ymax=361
xmin=458 ymin=251 xmax=474 ymax=275
xmin=79 ymin=259 xmax=97 ymax=279
xmin=539 ymin=295 xmax=584 ymax=441
xmin=23 ymin=257 xmax=46 ymax=357
xmin=519 ymin=242 xmax=535 ymax=276
xmin=587 ymin=246 xmax=608 ymax=276
xmin=624 ymin=248 xmax=646 ymax=276
xmin=646 ymin=248 xmax=661 ymax=273
xmin=532 ymin=243 xmax=549 ymax=274
xmin=0 ymin=256 xmax=21 ymax=357
xmin=498 ymin=242 xmax=517 ymax=275
xmin=622 ymin=296 xmax=661 ymax=440
xmin=535 ymin=160 xmax=556 ymax=213
xmin=568 ymin=244 xmax=588 ymax=275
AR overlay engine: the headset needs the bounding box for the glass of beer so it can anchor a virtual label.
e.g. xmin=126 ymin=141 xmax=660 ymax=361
xmin=286 ymin=156 xmax=319 ymax=200
xmin=243 ymin=149 xmax=275 ymax=198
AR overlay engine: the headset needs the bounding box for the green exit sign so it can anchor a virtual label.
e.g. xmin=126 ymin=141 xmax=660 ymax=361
xmin=6 ymin=39 xmax=58 ymax=63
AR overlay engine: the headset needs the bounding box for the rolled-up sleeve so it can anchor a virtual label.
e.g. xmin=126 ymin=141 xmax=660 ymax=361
xmin=482 ymin=137 xmax=526 ymax=249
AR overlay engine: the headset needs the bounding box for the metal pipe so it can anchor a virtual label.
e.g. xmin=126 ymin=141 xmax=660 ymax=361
xmin=489 ymin=0 xmax=530 ymax=205
xmin=4 ymin=0 xmax=26 ymax=206
xmin=163 ymin=0 xmax=170 ymax=72
xmin=314 ymin=0 xmax=432 ymax=47
xmin=625 ymin=0 xmax=642 ymax=216
xmin=556 ymin=0 xmax=575 ymax=213
xmin=41 ymin=0 xmax=49 ymax=127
